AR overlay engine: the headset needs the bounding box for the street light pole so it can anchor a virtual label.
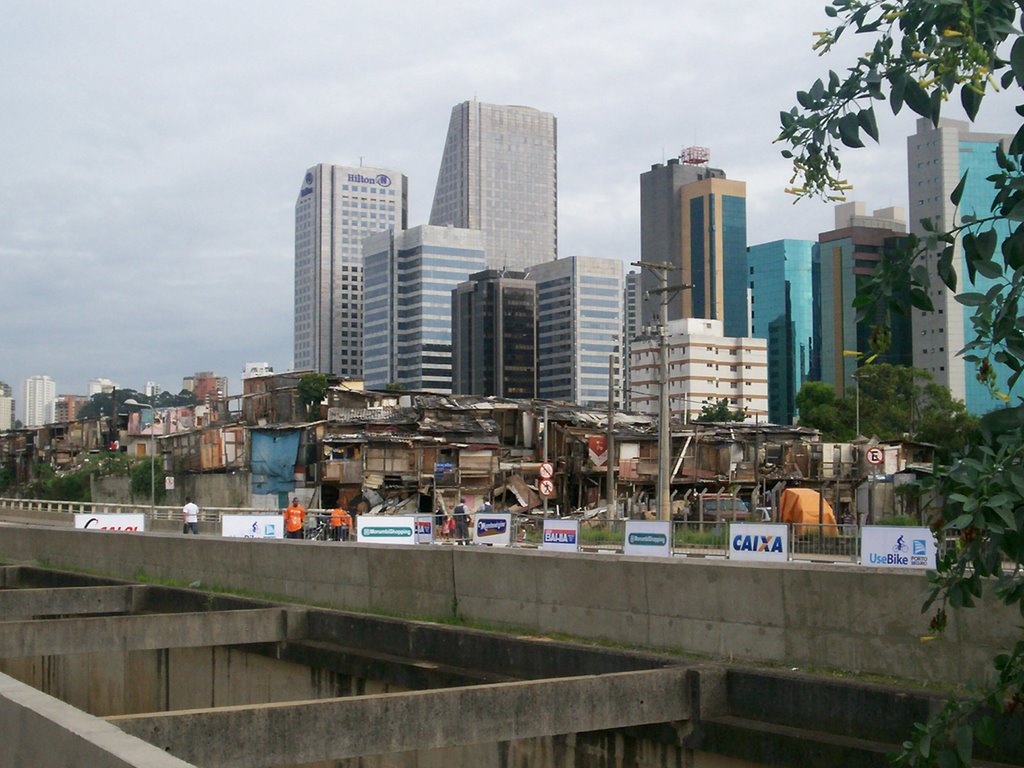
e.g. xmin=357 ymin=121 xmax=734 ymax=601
xmin=124 ymin=399 xmax=156 ymax=516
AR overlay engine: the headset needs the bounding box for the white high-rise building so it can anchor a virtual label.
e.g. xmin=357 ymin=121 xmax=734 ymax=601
xmin=907 ymin=118 xmax=1013 ymax=413
xmin=429 ymin=100 xmax=557 ymax=271
xmin=528 ymin=256 xmax=622 ymax=406
xmin=294 ymin=163 xmax=408 ymax=378
xmin=23 ymin=375 xmax=56 ymax=427
xmin=87 ymin=378 xmax=117 ymax=397
xmin=629 ymin=319 xmax=768 ymax=423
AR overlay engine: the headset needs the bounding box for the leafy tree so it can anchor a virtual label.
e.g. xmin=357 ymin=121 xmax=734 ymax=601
xmin=695 ymin=398 xmax=747 ymax=422
xmin=780 ymin=1 xmax=1024 ymax=764
xmin=795 ymin=381 xmax=853 ymax=439
xmin=297 ymin=373 xmax=329 ymax=420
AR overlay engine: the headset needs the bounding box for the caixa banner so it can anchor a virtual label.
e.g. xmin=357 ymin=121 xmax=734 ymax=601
xmin=861 ymin=526 xmax=936 ymax=570
xmin=74 ymin=513 xmax=145 ymax=532
xmin=474 ymin=513 xmax=512 ymax=546
xmin=727 ymin=523 xmax=789 ymax=562
xmin=222 ymin=515 xmax=283 ymax=539
xmin=541 ymin=519 xmax=579 ymax=552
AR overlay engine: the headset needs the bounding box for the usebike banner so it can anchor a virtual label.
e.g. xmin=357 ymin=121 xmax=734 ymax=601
xmin=473 ymin=513 xmax=512 ymax=546
xmin=74 ymin=513 xmax=145 ymax=532
xmin=623 ymin=520 xmax=672 ymax=558
xmin=728 ymin=523 xmax=789 ymax=562
xmin=861 ymin=526 xmax=936 ymax=570
xmin=541 ymin=519 xmax=579 ymax=552
xmin=222 ymin=515 xmax=284 ymax=539
xmin=356 ymin=515 xmax=417 ymax=545
xmin=414 ymin=515 xmax=434 ymax=544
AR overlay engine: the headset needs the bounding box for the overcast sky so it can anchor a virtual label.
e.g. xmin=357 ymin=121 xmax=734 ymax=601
xmin=2 ymin=1 xmax=1019 ymax=416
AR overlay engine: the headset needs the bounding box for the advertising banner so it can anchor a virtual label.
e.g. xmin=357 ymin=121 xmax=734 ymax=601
xmin=74 ymin=513 xmax=145 ymax=532
xmin=541 ymin=519 xmax=579 ymax=552
xmin=356 ymin=516 xmax=417 ymax=546
xmin=728 ymin=523 xmax=789 ymax=562
xmin=222 ymin=515 xmax=284 ymax=539
xmin=861 ymin=526 xmax=936 ymax=570
xmin=588 ymin=436 xmax=608 ymax=467
xmin=414 ymin=515 xmax=434 ymax=544
xmin=473 ymin=513 xmax=512 ymax=546
xmin=623 ymin=520 xmax=672 ymax=558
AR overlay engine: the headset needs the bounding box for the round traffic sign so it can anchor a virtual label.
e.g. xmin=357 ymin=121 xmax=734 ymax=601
xmin=539 ymin=461 xmax=554 ymax=479
xmin=539 ymin=478 xmax=555 ymax=497
xmin=865 ymin=447 xmax=884 ymax=465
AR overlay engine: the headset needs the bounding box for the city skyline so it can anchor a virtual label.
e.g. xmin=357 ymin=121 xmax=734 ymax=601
xmin=3 ymin=2 xmax=1020 ymax=415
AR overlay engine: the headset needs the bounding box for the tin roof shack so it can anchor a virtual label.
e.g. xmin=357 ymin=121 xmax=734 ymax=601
xmin=242 ymin=371 xmax=317 ymax=425
xmin=860 ymin=440 xmax=939 ymax=524
xmin=0 ymin=429 xmax=37 ymax=486
xmin=38 ymin=418 xmax=105 ymax=469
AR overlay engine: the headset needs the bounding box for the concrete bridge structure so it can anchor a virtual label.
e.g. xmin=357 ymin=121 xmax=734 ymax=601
xmin=0 ymin=511 xmax=1021 ymax=767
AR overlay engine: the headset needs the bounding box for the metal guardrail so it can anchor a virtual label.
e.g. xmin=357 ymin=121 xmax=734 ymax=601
xmin=0 ymin=498 xmax=944 ymax=565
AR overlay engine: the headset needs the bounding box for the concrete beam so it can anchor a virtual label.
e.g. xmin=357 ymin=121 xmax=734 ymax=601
xmin=0 ymin=671 xmax=196 ymax=768
xmin=0 ymin=586 xmax=141 ymax=617
xmin=0 ymin=608 xmax=306 ymax=658
xmin=109 ymin=667 xmax=691 ymax=768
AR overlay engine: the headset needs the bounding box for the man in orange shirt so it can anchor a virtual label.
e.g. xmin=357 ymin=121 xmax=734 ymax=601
xmin=329 ymin=504 xmax=353 ymax=542
xmin=284 ymin=497 xmax=305 ymax=539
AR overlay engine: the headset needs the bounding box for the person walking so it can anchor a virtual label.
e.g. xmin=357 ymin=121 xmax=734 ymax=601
xmin=453 ymin=497 xmax=470 ymax=545
xmin=182 ymin=497 xmax=199 ymax=535
xmin=284 ymin=497 xmax=306 ymax=539
xmin=329 ymin=503 xmax=352 ymax=542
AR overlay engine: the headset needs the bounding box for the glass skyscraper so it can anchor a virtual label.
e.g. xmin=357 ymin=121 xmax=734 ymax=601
xmin=362 ymin=226 xmax=486 ymax=392
xmin=429 ymin=100 xmax=557 ymax=272
xmin=747 ymin=239 xmax=817 ymax=424
xmin=529 ymin=256 xmax=622 ymax=406
xmin=908 ymin=118 xmax=1013 ymax=414
xmin=294 ymin=164 xmax=408 ymax=378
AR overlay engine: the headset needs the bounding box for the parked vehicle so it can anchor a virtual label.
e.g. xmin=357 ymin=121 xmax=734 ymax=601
xmin=691 ymin=493 xmax=753 ymax=523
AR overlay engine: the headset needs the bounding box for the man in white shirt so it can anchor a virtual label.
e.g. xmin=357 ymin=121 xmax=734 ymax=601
xmin=182 ymin=497 xmax=199 ymax=535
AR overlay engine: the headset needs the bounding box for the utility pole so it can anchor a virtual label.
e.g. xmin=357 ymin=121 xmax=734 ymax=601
xmin=607 ymin=352 xmax=615 ymax=517
xmin=633 ymin=261 xmax=692 ymax=522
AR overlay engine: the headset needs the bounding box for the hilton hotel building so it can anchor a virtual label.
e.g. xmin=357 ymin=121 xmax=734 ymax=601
xmin=294 ymin=164 xmax=408 ymax=378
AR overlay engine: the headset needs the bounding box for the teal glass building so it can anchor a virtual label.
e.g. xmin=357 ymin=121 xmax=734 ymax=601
xmin=747 ymin=240 xmax=817 ymax=424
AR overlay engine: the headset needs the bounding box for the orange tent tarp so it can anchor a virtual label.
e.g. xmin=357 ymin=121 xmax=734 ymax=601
xmin=779 ymin=488 xmax=839 ymax=536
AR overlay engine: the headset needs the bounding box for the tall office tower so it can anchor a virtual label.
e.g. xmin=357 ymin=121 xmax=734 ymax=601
xmin=622 ymin=271 xmax=643 ymax=410
xmin=0 ymin=381 xmax=13 ymax=430
xmin=639 ymin=150 xmax=748 ymax=336
xmin=528 ymin=256 xmax=623 ymax=406
xmin=908 ymin=117 xmax=1014 ymax=413
xmin=23 ymin=375 xmax=55 ymax=427
xmin=363 ymin=226 xmax=486 ymax=392
xmin=452 ymin=270 xmax=537 ymax=398
xmin=747 ymin=239 xmax=818 ymax=425
xmin=817 ymin=202 xmax=911 ymax=396
xmin=144 ymin=382 xmax=161 ymax=399
xmin=429 ymin=100 xmax=557 ymax=271
xmin=294 ymin=163 xmax=409 ymax=378
xmin=629 ymin=319 xmax=768 ymax=422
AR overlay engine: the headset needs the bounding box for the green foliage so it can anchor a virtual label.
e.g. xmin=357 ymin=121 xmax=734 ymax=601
xmin=129 ymin=458 xmax=166 ymax=504
xmin=297 ymin=373 xmax=329 ymax=420
xmin=782 ymin=2 xmax=1024 ymax=764
xmin=0 ymin=466 xmax=12 ymax=492
xmin=695 ymin=398 xmax=747 ymax=423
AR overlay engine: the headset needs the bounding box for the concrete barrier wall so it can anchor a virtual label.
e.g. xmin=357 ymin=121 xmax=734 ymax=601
xmin=0 ymin=671 xmax=196 ymax=768
xmin=0 ymin=524 xmax=1014 ymax=685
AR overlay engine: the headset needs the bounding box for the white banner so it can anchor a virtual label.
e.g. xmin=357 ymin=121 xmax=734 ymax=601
xmin=541 ymin=519 xmax=579 ymax=552
xmin=414 ymin=515 xmax=434 ymax=544
xmin=74 ymin=513 xmax=145 ymax=532
xmin=623 ymin=521 xmax=672 ymax=558
xmin=861 ymin=526 xmax=936 ymax=569
xmin=728 ymin=523 xmax=789 ymax=562
xmin=474 ymin=513 xmax=512 ymax=546
xmin=222 ymin=515 xmax=284 ymax=539
xmin=357 ymin=515 xmax=417 ymax=545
